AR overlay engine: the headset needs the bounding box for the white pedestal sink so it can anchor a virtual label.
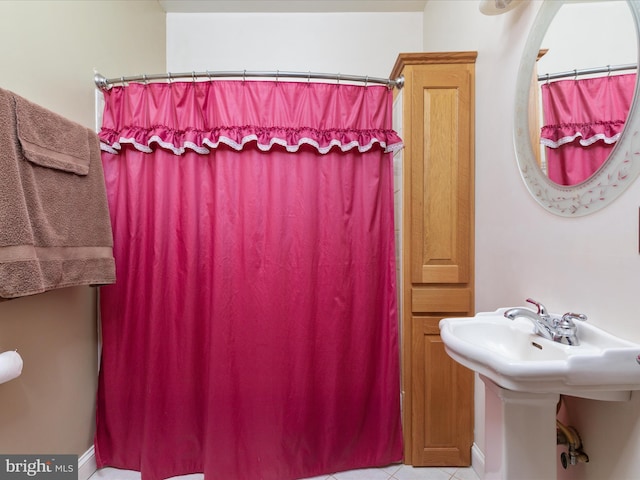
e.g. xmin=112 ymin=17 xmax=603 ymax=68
xmin=440 ymin=309 xmax=640 ymax=402
xmin=440 ymin=308 xmax=640 ymax=480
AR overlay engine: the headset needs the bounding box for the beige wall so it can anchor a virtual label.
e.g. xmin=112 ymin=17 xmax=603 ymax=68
xmin=0 ymin=0 xmax=165 ymax=456
xmin=423 ymin=1 xmax=640 ymax=479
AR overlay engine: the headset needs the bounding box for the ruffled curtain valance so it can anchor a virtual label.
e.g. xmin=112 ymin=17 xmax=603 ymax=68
xmin=540 ymin=73 xmax=636 ymax=149
xmin=98 ymin=80 xmax=403 ymax=156
xmin=540 ymin=119 xmax=626 ymax=148
xmin=539 ymin=73 xmax=636 ymax=185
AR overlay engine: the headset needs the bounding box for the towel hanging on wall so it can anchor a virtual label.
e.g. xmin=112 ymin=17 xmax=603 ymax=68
xmin=0 ymin=87 xmax=116 ymax=298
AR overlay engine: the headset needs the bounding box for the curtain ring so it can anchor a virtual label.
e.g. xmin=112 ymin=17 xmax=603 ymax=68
xmin=573 ymin=69 xmax=577 ymax=80
xmin=243 ymin=69 xmax=246 ymax=83
xmin=192 ymin=71 xmax=196 ymax=83
xmin=167 ymin=72 xmax=172 ymax=84
xmin=365 ymin=75 xmax=369 ymax=87
xmin=142 ymin=74 xmax=148 ymax=85
xmin=120 ymin=76 xmax=125 ymax=86
xmin=276 ymin=70 xmax=279 ymax=83
xmin=206 ymin=70 xmax=212 ymax=82
xmin=337 ymin=73 xmax=340 ymax=85
xmin=607 ymin=65 xmax=612 ymax=76
xmin=308 ymin=71 xmax=311 ymax=83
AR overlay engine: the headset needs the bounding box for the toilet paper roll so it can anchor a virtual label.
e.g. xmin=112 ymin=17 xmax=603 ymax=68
xmin=0 ymin=350 xmax=23 ymax=385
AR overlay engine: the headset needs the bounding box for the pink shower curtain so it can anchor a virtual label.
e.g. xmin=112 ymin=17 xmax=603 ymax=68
xmin=540 ymin=73 xmax=635 ymax=185
xmin=95 ymin=80 xmax=404 ymax=480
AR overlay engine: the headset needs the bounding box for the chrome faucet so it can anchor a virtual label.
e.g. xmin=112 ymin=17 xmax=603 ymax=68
xmin=504 ymin=298 xmax=587 ymax=346
xmin=555 ymin=312 xmax=588 ymax=345
xmin=504 ymin=298 xmax=555 ymax=341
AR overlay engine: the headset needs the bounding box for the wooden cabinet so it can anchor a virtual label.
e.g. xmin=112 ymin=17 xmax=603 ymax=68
xmin=391 ymin=52 xmax=476 ymax=466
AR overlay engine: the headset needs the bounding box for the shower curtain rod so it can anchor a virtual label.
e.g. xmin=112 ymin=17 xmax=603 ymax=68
xmin=94 ymin=70 xmax=404 ymax=90
xmin=538 ymin=62 xmax=637 ymax=82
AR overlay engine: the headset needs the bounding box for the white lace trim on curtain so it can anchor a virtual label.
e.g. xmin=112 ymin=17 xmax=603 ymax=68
xmin=540 ymin=131 xmax=622 ymax=149
xmin=100 ymin=135 xmax=403 ymax=156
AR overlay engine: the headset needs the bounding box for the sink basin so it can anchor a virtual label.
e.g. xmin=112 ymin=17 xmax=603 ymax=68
xmin=439 ymin=309 xmax=640 ymax=401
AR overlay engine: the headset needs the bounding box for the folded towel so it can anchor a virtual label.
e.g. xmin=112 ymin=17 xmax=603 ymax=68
xmin=16 ymin=95 xmax=91 ymax=175
xmin=0 ymin=87 xmax=115 ymax=298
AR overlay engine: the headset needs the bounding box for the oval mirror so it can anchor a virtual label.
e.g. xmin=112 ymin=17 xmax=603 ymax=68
xmin=514 ymin=0 xmax=640 ymax=216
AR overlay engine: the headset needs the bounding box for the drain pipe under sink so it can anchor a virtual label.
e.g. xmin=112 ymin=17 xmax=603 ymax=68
xmin=556 ymin=397 xmax=590 ymax=468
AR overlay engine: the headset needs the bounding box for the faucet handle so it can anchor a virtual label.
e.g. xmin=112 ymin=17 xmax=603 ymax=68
xmin=526 ymin=298 xmax=548 ymax=316
xmin=562 ymin=312 xmax=587 ymax=323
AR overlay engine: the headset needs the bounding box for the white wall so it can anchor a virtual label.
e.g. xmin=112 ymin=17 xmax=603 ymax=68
xmin=423 ymin=1 xmax=640 ymax=479
xmin=167 ymin=12 xmax=423 ymax=77
xmin=538 ymin=1 xmax=635 ymax=73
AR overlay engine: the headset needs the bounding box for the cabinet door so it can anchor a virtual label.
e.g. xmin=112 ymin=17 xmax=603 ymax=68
xmin=409 ymin=65 xmax=473 ymax=285
xmin=410 ymin=301 xmax=474 ymax=465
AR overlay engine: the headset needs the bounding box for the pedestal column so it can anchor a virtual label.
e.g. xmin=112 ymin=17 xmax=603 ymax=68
xmin=481 ymin=375 xmax=560 ymax=480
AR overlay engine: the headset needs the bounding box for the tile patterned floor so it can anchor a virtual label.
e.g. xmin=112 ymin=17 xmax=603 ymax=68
xmin=90 ymin=464 xmax=480 ymax=480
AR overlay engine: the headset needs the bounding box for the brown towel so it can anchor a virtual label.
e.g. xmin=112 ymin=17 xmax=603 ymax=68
xmin=0 ymin=87 xmax=115 ymax=298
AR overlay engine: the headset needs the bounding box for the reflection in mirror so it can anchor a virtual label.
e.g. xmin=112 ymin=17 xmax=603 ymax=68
xmin=514 ymin=0 xmax=640 ymax=216
xmin=534 ymin=1 xmax=636 ymax=186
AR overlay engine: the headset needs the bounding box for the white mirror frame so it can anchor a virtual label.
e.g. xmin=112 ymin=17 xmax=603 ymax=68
xmin=514 ymin=0 xmax=640 ymax=216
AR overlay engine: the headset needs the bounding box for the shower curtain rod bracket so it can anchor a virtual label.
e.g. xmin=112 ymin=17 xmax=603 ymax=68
xmin=94 ymin=73 xmax=109 ymax=90
xmin=94 ymin=70 xmax=404 ymax=90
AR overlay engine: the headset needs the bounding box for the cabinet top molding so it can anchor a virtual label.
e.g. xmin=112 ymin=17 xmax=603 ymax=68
xmin=390 ymin=51 xmax=478 ymax=79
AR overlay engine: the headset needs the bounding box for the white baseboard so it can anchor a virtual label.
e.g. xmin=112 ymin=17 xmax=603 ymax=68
xmin=78 ymin=445 xmax=97 ymax=480
xmin=471 ymin=442 xmax=485 ymax=479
